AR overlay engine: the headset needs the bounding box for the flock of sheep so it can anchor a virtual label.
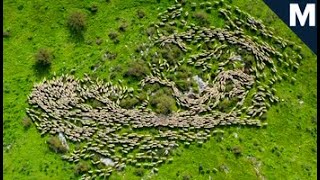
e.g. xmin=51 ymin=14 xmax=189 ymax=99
xmin=26 ymin=1 xmax=301 ymax=179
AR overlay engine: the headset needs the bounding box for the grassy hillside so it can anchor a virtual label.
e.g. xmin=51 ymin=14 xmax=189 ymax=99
xmin=3 ymin=0 xmax=316 ymax=179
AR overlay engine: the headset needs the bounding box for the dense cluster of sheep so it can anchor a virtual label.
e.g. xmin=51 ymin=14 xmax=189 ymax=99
xmin=26 ymin=1 xmax=301 ymax=179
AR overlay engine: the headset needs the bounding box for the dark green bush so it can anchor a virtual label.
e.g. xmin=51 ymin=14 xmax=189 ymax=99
xmin=212 ymin=168 xmax=218 ymax=173
xmin=108 ymin=32 xmax=118 ymax=39
xmin=225 ymin=81 xmax=234 ymax=92
xmin=160 ymin=45 xmax=183 ymax=65
xmin=176 ymin=80 xmax=192 ymax=91
xmin=137 ymin=10 xmax=145 ymax=18
xmin=87 ymin=99 xmax=104 ymax=108
xmin=47 ymin=136 xmax=67 ymax=154
xmin=89 ymin=4 xmax=98 ymax=13
xmin=108 ymin=32 xmax=119 ymax=43
xmin=67 ymin=11 xmax=86 ymax=34
xmin=119 ymin=23 xmax=128 ymax=32
xmin=176 ymin=71 xmax=190 ymax=80
xmin=125 ymin=60 xmax=150 ymax=78
xmin=193 ymin=12 xmax=210 ymax=26
xmin=164 ymin=25 xmax=176 ymax=34
xmin=35 ymin=48 xmax=53 ymax=66
xmin=74 ymin=162 xmax=89 ymax=175
xmin=191 ymin=3 xmax=197 ymax=11
xmin=162 ymin=87 xmax=174 ymax=95
xmin=137 ymin=92 xmax=148 ymax=101
xmin=198 ymin=164 xmax=203 ymax=172
xmin=217 ymin=98 xmax=237 ymax=112
xmin=104 ymin=51 xmax=118 ymax=60
xmin=143 ymin=83 xmax=160 ymax=92
xmin=232 ymin=146 xmax=242 ymax=156
xmin=150 ymin=91 xmax=176 ymax=115
xmin=119 ymin=97 xmax=139 ymax=109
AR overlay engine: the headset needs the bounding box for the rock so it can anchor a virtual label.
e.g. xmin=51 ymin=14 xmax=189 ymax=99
xmin=58 ymin=132 xmax=69 ymax=150
xmin=100 ymin=158 xmax=115 ymax=166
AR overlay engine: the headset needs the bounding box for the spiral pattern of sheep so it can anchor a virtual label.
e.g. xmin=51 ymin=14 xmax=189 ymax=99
xmin=26 ymin=1 xmax=302 ymax=179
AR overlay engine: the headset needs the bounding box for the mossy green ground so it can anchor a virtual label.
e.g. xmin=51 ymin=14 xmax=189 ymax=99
xmin=3 ymin=0 xmax=316 ymax=179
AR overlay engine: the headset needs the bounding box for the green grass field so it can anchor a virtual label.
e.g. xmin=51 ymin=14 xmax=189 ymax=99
xmin=3 ymin=0 xmax=317 ymax=179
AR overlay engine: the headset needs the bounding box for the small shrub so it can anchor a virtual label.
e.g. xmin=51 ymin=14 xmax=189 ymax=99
xmin=164 ymin=25 xmax=176 ymax=34
xmin=87 ymin=99 xmax=104 ymax=108
xmin=108 ymin=32 xmax=118 ymax=39
xmin=125 ymin=60 xmax=150 ymax=78
xmin=177 ymin=66 xmax=192 ymax=78
xmin=119 ymin=97 xmax=139 ymax=109
xmin=206 ymin=7 xmax=212 ymax=13
xmin=198 ymin=164 xmax=203 ymax=172
xmin=96 ymin=37 xmax=103 ymax=45
xmin=103 ymin=51 xmax=117 ymax=61
xmin=160 ymin=45 xmax=183 ymax=65
xmin=108 ymin=32 xmax=119 ymax=43
xmin=191 ymin=3 xmax=197 ymax=11
xmin=212 ymin=168 xmax=218 ymax=173
xmin=217 ymin=98 xmax=237 ymax=112
xmin=134 ymin=168 xmax=144 ymax=177
xmin=119 ymin=23 xmax=128 ymax=32
xmin=271 ymin=146 xmax=282 ymax=157
xmin=47 ymin=136 xmax=68 ymax=153
xmin=22 ymin=117 xmax=32 ymax=129
xmin=176 ymin=81 xmax=192 ymax=91
xmin=150 ymin=91 xmax=176 ymax=115
xmin=18 ymin=5 xmax=24 ymax=10
xmin=224 ymin=81 xmax=234 ymax=92
xmin=137 ymin=92 xmax=148 ymax=101
xmin=89 ymin=4 xmax=98 ymax=13
xmin=137 ymin=10 xmax=145 ymax=18
xmin=155 ymin=101 xmax=172 ymax=114
xmin=146 ymin=26 xmax=156 ymax=36
xmin=193 ymin=12 xmax=210 ymax=26
xmin=143 ymin=83 xmax=160 ymax=92
xmin=74 ymin=162 xmax=89 ymax=175
xmin=67 ymin=11 xmax=86 ymax=34
xmin=35 ymin=48 xmax=53 ymax=66
xmin=232 ymin=146 xmax=242 ymax=156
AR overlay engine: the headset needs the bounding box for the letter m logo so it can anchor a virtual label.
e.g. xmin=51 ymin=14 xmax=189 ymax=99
xmin=290 ymin=3 xmax=316 ymax=26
